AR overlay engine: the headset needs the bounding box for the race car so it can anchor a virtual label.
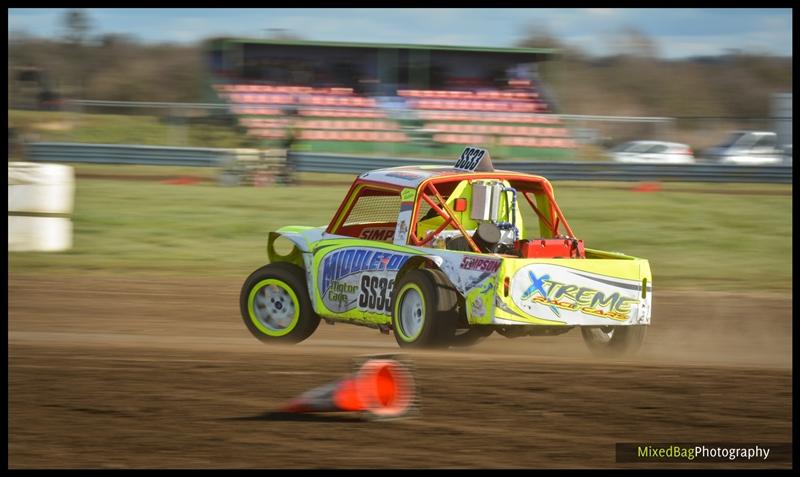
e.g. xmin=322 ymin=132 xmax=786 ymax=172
xmin=240 ymin=146 xmax=652 ymax=356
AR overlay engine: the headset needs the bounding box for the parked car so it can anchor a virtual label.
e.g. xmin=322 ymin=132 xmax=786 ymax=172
xmin=610 ymin=141 xmax=695 ymax=164
xmin=240 ymin=146 xmax=652 ymax=356
xmin=702 ymin=131 xmax=784 ymax=165
xmin=781 ymin=144 xmax=792 ymax=165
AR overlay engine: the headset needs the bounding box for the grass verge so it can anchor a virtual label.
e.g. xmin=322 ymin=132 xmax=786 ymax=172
xmin=8 ymin=177 xmax=791 ymax=292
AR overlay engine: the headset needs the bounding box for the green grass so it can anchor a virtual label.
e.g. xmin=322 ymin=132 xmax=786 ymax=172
xmin=9 ymin=110 xmax=252 ymax=149
xmin=553 ymin=185 xmax=792 ymax=292
xmin=8 ymin=178 xmax=791 ymax=292
xmin=8 ymin=180 xmax=343 ymax=278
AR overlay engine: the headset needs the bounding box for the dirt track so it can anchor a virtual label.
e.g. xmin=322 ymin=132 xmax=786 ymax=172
xmin=8 ymin=273 xmax=792 ymax=468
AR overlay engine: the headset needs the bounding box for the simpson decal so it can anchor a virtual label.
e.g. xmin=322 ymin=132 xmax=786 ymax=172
xmin=358 ymin=227 xmax=395 ymax=242
xmin=460 ymin=256 xmax=501 ymax=273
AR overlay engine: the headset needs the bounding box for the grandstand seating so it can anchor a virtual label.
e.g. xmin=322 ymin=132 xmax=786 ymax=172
xmin=398 ymin=89 xmax=537 ymax=100
xmin=407 ymin=99 xmax=542 ymax=113
xmin=398 ymin=88 xmax=545 ymax=110
xmin=300 ymin=109 xmax=386 ymax=119
xmin=427 ymin=123 xmax=569 ymax=137
xmin=417 ymin=111 xmax=559 ymax=124
xmin=222 ymin=93 xmax=376 ymax=107
xmin=216 ymin=84 xmax=405 ymax=143
xmin=214 ymin=83 xmax=574 ymax=150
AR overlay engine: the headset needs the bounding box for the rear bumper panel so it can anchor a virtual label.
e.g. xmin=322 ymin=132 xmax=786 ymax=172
xmin=467 ymin=257 xmax=652 ymax=327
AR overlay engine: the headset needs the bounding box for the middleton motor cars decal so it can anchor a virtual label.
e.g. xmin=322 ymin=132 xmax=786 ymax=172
xmin=318 ymin=247 xmax=411 ymax=313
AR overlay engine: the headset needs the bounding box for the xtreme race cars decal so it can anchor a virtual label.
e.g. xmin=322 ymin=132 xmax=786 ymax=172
xmin=510 ymin=263 xmax=647 ymax=325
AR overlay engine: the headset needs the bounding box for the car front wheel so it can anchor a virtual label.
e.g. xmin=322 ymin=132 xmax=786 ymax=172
xmin=240 ymin=262 xmax=320 ymax=344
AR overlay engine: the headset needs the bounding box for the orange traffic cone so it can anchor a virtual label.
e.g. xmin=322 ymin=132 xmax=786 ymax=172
xmin=632 ymin=181 xmax=662 ymax=193
xmin=279 ymin=359 xmax=415 ymax=418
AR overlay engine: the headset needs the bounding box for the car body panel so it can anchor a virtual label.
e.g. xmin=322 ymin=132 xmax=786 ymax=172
xmin=267 ymin=147 xmax=653 ymax=329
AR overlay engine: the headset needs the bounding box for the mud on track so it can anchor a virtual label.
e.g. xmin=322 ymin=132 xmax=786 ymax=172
xmin=8 ymin=274 xmax=792 ymax=468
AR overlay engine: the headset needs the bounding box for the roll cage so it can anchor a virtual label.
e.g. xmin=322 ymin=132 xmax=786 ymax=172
xmin=326 ymin=172 xmax=576 ymax=251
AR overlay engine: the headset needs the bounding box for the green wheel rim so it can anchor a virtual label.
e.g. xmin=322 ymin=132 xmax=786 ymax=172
xmin=394 ymin=282 xmax=426 ymax=342
xmin=248 ymin=278 xmax=301 ymax=337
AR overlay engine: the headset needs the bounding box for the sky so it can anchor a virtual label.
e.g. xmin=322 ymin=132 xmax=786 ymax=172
xmin=7 ymin=8 xmax=793 ymax=59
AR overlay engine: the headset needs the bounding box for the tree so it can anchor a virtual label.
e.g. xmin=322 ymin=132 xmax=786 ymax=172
xmin=58 ymin=9 xmax=95 ymax=98
xmin=516 ymin=23 xmax=564 ymax=51
xmin=63 ymin=9 xmax=91 ymax=46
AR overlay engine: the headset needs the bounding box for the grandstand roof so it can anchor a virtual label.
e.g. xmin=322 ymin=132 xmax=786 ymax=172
xmin=212 ymin=37 xmax=557 ymax=59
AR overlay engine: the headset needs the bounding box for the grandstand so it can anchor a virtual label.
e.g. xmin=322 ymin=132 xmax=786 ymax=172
xmin=206 ymin=38 xmax=575 ymax=159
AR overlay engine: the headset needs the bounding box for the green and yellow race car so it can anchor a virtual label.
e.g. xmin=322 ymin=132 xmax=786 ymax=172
xmin=240 ymin=147 xmax=652 ymax=356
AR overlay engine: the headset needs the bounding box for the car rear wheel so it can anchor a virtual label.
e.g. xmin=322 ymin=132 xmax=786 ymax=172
xmin=240 ymin=262 xmax=320 ymax=344
xmin=391 ymin=269 xmax=457 ymax=348
xmin=449 ymin=327 xmax=494 ymax=347
xmin=581 ymin=325 xmax=646 ymax=357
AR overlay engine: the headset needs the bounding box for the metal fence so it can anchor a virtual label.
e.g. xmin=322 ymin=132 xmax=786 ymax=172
xmin=24 ymin=142 xmax=792 ymax=184
xmin=25 ymin=142 xmax=235 ymax=167
xmin=294 ymin=152 xmax=791 ymax=183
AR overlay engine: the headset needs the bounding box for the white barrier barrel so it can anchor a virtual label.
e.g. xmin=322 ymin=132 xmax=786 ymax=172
xmin=8 ymin=216 xmax=73 ymax=251
xmin=8 ymin=162 xmax=74 ymax=252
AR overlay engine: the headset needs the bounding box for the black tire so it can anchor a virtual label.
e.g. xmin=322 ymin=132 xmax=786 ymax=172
xmin=581 ymin=325 xmax=647 ymax=358
xmin=240 ymin=262 xmax=320 ymax=344
xmin=391 ymin=269 xmax=458 ymax=348
xmin=449 ymin=327 xmax=494 ymax=347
